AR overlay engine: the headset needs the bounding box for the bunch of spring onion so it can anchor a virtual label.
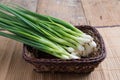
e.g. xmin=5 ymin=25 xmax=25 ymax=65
xmin=0 ymin=4 xmax=97 ymax=59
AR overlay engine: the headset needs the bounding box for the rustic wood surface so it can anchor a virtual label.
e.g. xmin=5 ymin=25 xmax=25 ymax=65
xmin=0 ymin=0 xmax=120 ymax=80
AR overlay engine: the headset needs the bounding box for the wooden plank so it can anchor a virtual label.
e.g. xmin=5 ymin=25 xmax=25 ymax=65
xmin=0 ymin=0 xmax=38 ymax=11
xmin=0 ymin=38 xmax=17 ymax=80
xmin=4 ymin=42 xmax=34 ymax=80
xmin=0 ymin=0 xmax=38 ymax=80
xmin=37 ymin=0 xmax=87 ymax=25
xmin=96 ymin=27 xmax=120 ymax=78
xmin=81 ymin=0 xmax=120 ymax=26
xmin=97 ymin=27 xmax=120 ymax=58
xmin=94 ymin=28 xmax=120 ymax=80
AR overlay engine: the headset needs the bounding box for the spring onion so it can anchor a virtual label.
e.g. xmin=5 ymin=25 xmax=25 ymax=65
xmin=0 ymin=4 xmax=97 ymax=59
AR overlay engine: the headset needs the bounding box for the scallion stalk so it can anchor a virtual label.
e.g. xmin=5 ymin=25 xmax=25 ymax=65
xmin=0 ymin=4 xmax=97 ymax=59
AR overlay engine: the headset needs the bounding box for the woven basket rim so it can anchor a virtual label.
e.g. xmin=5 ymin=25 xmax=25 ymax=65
xmin=23 ymin=25 xmax=106 ymax=64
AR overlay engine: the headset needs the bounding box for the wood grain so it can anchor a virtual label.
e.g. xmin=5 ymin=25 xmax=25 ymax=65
xmin=0 ymin=0 xmax=38 ymax=11
xmin=0 ymin=38 xmax=16 ymax=80
xmin=96 ymin=27 xmax=120 ymax=80
xmin=37 ymin=0 xmax=87 ymax=25
xmin=97 ymin=27 xmax=120 ymax=58
xmin=81 ymin=0 xmax=120 ymax=26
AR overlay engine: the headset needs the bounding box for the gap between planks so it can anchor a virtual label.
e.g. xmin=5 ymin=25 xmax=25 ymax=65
xmin=94 ymin=25 xmax=120 ymax=28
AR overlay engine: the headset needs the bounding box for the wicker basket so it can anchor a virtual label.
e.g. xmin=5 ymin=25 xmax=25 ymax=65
xmin=23 ymin=25 xmax=106 ymax=73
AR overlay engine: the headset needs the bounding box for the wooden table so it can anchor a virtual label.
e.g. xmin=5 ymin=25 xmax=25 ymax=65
xmin=0 ymin=0 xmax=120 ymax=80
